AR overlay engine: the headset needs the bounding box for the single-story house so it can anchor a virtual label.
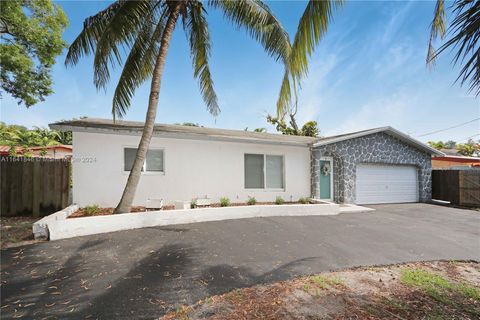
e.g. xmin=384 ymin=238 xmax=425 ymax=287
xmin=432 ymin=150 xmax=480 ymax=169
xmin=50 ymin=118 xmax=443 ymax=207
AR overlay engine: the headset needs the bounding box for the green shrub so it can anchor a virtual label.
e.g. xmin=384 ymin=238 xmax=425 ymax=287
xmin=220 ymin=197 xmax=230 ymax=207
xmin=83 ymin=204 xmax=99 ymax=216
xmin=275 ymin=196 xmax=285 ymax=205
xmin=190 ymin=199 xmax=197 ymax=209
xmin=298 ymin=197 xmax=311 ymax=204
xmin=247 ymin=196 xmax=257 ymax=205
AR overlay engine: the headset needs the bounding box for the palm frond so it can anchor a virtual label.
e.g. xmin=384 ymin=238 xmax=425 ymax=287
xmin=427 ymin=0 xmax=446 ymax=67
xmin=437 ymin=0 xmax=480 ymax=96
xmin=112 ymin=9 xmax=168 ymax=119
xmin=209 ymin=0 xmax=290 ymax=63
xmin=276 ymin=68 xmax=292 ymax=117
xmin=93 ymin=0 xmax=158 ymax=89
xmin=185 ymin=2 xmax=220 ymax=116
xmin=289 ymin=0 xmax=344 ymax=80
xmin=276 ymin=0 xmax=343 ymax=116
xmin=65 ymin=1 xmax=124 ymax=67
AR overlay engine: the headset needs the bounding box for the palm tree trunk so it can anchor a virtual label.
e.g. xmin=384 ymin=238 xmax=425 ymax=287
xmin=114 ymin=5 xmax=181 ymax=214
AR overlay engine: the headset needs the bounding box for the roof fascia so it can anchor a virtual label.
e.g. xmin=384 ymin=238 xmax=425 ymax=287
xmin=50 ymin=124 xmax=312 ymax=147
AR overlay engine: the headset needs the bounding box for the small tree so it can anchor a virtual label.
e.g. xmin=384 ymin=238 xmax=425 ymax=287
xmin=427 ymin=141 xmax=446 ymax=150
xmin=0 ymin=0 xmax=68 ymax=106
xmin=267 ymin=114 xmax=319 ymax=137
xmin=444 ymin=140 xmax=457 ymax=149
xmin=457 ymin=140 xmax=480 ymax=157
xmin=0 ymin=122 xmax=70 ymax=156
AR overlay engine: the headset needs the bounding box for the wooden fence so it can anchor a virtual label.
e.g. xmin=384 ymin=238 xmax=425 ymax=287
xmin=432 ymin=170 xmax=480 ymax=207
xmin=1 ymin=157 xmax=71 ymax=217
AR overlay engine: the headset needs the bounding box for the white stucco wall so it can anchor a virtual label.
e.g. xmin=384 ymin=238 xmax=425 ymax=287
xmin=72 ymin=131 xmax=311 ymax=207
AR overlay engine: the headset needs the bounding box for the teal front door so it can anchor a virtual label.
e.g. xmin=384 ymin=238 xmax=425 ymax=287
xmin=319 ymin=158 xmax=332 ymax=200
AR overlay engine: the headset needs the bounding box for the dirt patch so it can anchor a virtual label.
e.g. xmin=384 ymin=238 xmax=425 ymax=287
xmin=1 ymin=217 xmax=39 ymax=248
xmin=161 ymin=261 xmax=480 ymax=320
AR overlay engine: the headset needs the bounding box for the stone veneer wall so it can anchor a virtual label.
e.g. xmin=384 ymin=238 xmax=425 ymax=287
xmin=311 ymin=132 xmax=432 ymax=203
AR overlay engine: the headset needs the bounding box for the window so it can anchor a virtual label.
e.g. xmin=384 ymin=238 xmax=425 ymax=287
xmin=244 ymin=154 xmax=284 ymax=189
xmin=266 ymin=155 xmax=284 ymax=188
xmin=245 ymin=154 xmax=264 ymax=188
xmin=124 ymin=148 xmax=164 ymax=172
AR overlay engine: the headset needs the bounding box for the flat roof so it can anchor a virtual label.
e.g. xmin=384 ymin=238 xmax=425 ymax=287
xmin=50 ymin=118 xmax=317 ymax=146
xmin=50 ymin=118 xmax=444 ymax=155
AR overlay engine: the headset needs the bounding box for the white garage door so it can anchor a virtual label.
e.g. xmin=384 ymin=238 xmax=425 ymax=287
xmin=356 ymin=164 xmax=418 ymax=204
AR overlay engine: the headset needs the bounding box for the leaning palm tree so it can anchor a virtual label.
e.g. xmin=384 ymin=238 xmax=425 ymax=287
xmin=66 ymin=0 xmax=290 ymax=213
xmin=276 ymin=0 xmax=344 ymax=117
xmin=427 ymin=0 xmax=480 ymax=96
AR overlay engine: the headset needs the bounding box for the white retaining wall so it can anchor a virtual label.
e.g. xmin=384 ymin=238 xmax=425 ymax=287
xmin=32 ymin=204 xmax=79 ymax=240
xmin=47 ymin=203 xmax=340 ymax=240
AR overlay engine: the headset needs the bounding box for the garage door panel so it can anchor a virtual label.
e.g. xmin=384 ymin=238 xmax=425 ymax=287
xmin=356 ymin=164 xmax=418 ymax=204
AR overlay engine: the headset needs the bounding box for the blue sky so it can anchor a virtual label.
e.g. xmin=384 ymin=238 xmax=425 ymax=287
xmin=1 ymin=0 xmax=479 ymax=143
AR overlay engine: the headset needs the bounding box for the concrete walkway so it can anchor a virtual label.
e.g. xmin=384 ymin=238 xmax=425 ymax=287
xmin=1 ymin=204 xmax=479 ymax=319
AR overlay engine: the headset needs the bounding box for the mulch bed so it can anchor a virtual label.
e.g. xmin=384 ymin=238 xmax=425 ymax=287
xmin=68 ymin=201 xmax=317 ymax=218
xmin=69 ymin=206 xmax=147 ymax=218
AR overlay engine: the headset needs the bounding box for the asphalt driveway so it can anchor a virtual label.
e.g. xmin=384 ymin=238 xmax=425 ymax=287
xmin=1 ymin=203 xmax=479 ymax=319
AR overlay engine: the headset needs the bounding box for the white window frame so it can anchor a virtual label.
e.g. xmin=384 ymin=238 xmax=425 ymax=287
xmin=244 ymin=153 xmax=285 ymax=191
xmin=122 ymin=146 xmax=165 ymax=175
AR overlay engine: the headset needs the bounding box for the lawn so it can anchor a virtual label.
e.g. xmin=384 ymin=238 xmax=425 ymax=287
xmin=162 ymin=261 xmax=480 ymax=319
xmin=1 ymin=217 xmax=38 ymax=248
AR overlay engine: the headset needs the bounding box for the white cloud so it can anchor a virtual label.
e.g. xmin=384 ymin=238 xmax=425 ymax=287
xmin=296 ymin=54 xmax=339 ymax=124
xmin=332 ymin=93 xmax=417 ymax=135
xmin=373 ymin=44 xmax=417 ymax=79
xmin=380 ymin=1 xmax=414 ymax=45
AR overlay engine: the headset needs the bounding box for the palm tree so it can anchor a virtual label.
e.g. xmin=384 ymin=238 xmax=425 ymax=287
xmin=66 ymin=0 xmax=290 ymax=213
xmin=53 ymin=130 xmax=73 ymax=145
xmin=427 ymin=0 xmax=480 ymax=96
xmin=276 ymin=0 xmax=344 ymax=117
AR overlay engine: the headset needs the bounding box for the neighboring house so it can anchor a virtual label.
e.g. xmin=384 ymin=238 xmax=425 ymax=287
xmin=50 ymin=118 xmax=443 ymax=207
xmin=432 ymin=154 xmax=480 ymax=169
xmin=0 ymin=145 xmax=72 ymax=159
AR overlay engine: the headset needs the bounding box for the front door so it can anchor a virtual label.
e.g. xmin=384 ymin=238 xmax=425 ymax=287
xmin=319 ymin=158 xmax=333 ymax=201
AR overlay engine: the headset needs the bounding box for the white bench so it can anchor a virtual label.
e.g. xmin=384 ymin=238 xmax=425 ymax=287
xmin=146 ymin=198 xmax=163 ymax=211
xmin=196 ymin=198 xmax=212 ymax=207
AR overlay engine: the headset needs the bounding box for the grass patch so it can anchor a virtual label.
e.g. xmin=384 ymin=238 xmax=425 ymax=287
xmin=302 ymin=274 xmax=345 ymax=296
xmin=456 ymin=283 xmax=480 ymax=300
xmin=83 ymin=204 xmax=100 ymax=216
xmin=311 ymin=275 xmax=329 ymax=289
xmin=275 ymin=196 xmax=285 ymax=205
xmin=382 ymin=297 xmax=410 ymax=311
xmin=220 ymin=197 xmax=230 ymax=207
xmin=0 ymin=217 xmax=36 ymax=247
xmin=298 ymin=197 xmax=311 ymax=204
xmin=328 ymin=276 xmax=344 ymax=286
xmin=247 ymin=196 xmax=256 ymax=205
xmin=400 ymin=268 xmax=480 ymax=304
xmin=309 ymin=275 xmax=343 ymax=289
xmin=401 ymin=268 xmax=452 ymax=289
